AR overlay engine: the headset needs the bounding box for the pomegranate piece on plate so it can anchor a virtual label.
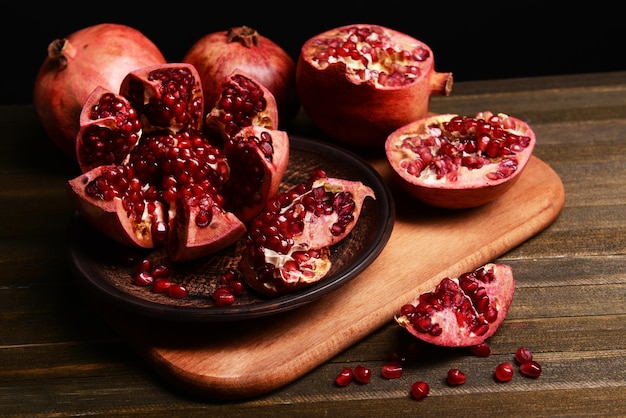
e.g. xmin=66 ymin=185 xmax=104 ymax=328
xmin=296 ymin=23 xmax=453 ymax=147
xmin=67 ymin=64 xmax=289 ymax=262
xmin=385 ymin=111 xmax=536 ymax=209
xmin=239 ymin=169 xmax=376 ymax=296
xmin=395 ymin=263 xmax=516 ymax=347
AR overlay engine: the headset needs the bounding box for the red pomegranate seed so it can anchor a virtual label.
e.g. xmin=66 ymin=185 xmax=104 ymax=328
xmin=470 ymin=342 xmax=491 ymax=357
xmin=335 ymin=367 xmax=353 ymax=387
xmin=212 ymin=287 xmax=235 ymax=306
xmin=515 ymin=346 xmax=533 ymax=364
xmin=520 ymin=360 xmax=543 ymax=378
xmin=446 ymin=368 xmax=467 ymax=386
xmin=381 ymin=361 xmax=403 ymax=379
xmin=410 ymin=381 xmax=430 ymax=400
xmin=152 ymin=278 xmax=171 ymax=293
xmin=353 ymin=365 xmax=372 ymax=384
xmin=167 ymin=283 xmax=187 ymax=299
xmin=494 ymin=362 xmax=514 ymax=382
xmin=133 ymin=270 xmax=154 ymax=286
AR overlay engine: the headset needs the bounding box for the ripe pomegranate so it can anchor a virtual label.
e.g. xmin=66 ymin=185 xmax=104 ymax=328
xmin=33 ymin=23 xmax=166 ymax=159
xmin=183 ymin=26 xmax=299 ymax=128
xmin=296 ymin=24 xmax=453 ymax=147
xmin=67 ymin=64 xmax=289 ymax=262
xmin=395 ymin=263 xmax=516 ymax=347
xmin=385 ymin=111 xmax=536 ymax=209
xmin=239 ymin=169 xmax=376 ymax=296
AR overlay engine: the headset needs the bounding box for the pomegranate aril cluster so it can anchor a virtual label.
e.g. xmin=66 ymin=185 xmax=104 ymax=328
xmin=212 ymin=269 xmax=246 ymax=307
xmin=310 ymin=25 xmax=429 ymax=87
xmin=214 ymin=74 xmax=268 ymax=136
xmin=399 ymin=112 xmax=532 ymax=180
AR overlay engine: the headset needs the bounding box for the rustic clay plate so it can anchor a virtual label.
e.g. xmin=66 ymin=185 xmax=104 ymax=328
xmin=68 ymin=135 xmax=395 ymax=322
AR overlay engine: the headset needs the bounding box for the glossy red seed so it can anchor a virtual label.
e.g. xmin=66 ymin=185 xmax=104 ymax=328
xmin=446 ymin=368 xmax=467 ymax=386
xmin=494 ymin=362 xmax=514 ymax=382
xmin=470 ymin=342 xmax=491 ymax=357
xmin=381 ymin=361 xmax=403 ymax=379
xmin=212 ymin=287 xmax=235 ymax=306
xmin=335 ymin=367 xmax=353 ymax=387
xmin=168 ymin=283 xmax=187 ymax=299
xmin=520 ymin=360 xmax=542 ymax=378
xmin=133 ymin=270 xmax=154 ymax=286
xmin=410 ymin=381 xmax=430 ymax=399
xmin=152 ymin=278 xmax=171 ymax=293
xmin=515 ymin=346 xmax=533 ymax=364
xmin=353 ymin=365 xmax=372 ymax=383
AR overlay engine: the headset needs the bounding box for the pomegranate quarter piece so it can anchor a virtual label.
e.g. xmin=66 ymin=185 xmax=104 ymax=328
xmin=239 ymin=169 xmax=376 ymax=296
xmin=385 ymin=111 xmax=536 ymax=209
xmin=395 ymin=263 xmax=516 ymax=347
xmin=296 ymin=23 xmax=453 ymax=148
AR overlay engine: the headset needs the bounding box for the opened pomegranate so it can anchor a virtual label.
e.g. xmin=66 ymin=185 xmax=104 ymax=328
xmin=67 ymin=63 xmax=289 ymax=262
xmin=183 ymin=26 xmax=299 ymax=128
xmin=33 ymin=23 xmax=166 ymax=159
xmin=385 ymin=112 xmax=536 ymax=209
xmin=296 ymin=24 xmax=453 ymax=147
xmin=395 ymin=263 xmax=516 ymax=347
xmin=239 ymin=169 xmax=375 ymax=296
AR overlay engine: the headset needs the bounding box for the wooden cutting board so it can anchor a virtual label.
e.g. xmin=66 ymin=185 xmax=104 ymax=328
xmin=87 ymin=154 xmax=564 ymax=400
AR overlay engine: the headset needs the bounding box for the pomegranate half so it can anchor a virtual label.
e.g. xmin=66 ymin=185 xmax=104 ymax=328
xmin=296 ymin=24 xmax=453 ymax=147
xmin=385 ymin=111 xmax=536 ymax=209
xmin=395 ymin=263 xmax=516 ymax=347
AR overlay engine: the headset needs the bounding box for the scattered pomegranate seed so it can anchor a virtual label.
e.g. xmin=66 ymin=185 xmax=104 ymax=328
xmin=335 ymin=367 xmax=353 ymax=387
xmin=353 ymin=365 xmax=372 ymax=384
xmin=133 ymin=270 xmax=154 ymax=286
xmin=515 ymin=346 xmax=533 ymax=364
xmin=212 ymin=287 xmax=235 ymax=306
xmin=446 ymin=368 xmax=467 ymax=386
xmin=470 ymin=342 xmax=491 ymax=357
xmin=494 ymin=362 xmax=514 ymax=382
xmin=410 ymin=381 xmax=430 ymax=400
xmin=152 ymin=278 xmax=172 ymax=294
xmin=381 ymin=361 xmax=403 ymax=379
xmin=167 ymin=283 xmax=187 ymax=299
xmin=520 ymin=360 xmax=542 ymax=378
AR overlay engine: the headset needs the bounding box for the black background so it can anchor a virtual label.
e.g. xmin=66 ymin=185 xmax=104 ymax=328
xmin=5 ymin=3 xmax=623 ymax=105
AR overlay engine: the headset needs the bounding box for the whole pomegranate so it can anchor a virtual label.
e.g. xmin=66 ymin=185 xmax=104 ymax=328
xmin=67 ymin=63 xmax=289 ymax=262
xmin=296 ymin=24 xmax=453 ymax=147
xmin=183 ymin=26 xmax=299 ymax=128
xmin=239 ymin=169 xmax=376 ymax=296
xmin=33 ymin=23 xmax=166 ymax=159
xmin=395 ymin=263 xmax=516 ymax=347
xmin=385 ymin=111 xmax=536 ymax=209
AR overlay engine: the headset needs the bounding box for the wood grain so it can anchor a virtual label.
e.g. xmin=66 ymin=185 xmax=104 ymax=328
xmin=87 ymin=155 xmax=564 ymax=399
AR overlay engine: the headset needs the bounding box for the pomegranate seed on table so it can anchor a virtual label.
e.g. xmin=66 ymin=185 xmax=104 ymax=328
xmin=335 ymin=367 xmax=353 ymax=387
xmin=381 ymin=361 xmax=403 ymax=379
xmin=410 ymin=381 xmax=430 ymax=400
xmin=520 ymin=361 xmax=543 ymax=378
xmin=494 ymin=362 xmax=515 ymax=382
xmin=446 ymin=368 xmax=467 ymax=386
xmin=353 ymin=365 xmax=372 ymax=384
xmin=515 ymin=346 xmax=534 ymax=364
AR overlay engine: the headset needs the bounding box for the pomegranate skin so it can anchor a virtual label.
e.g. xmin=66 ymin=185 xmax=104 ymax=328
xmin=296 ymin=24 xmax=453 ymax=148
xmin=183 ymin=26 xmax=299 ymax=128
xmin=385 ymin=112 xmax=536 ymax=209
xmin=33 ymin=23 xmax=166 ymax=159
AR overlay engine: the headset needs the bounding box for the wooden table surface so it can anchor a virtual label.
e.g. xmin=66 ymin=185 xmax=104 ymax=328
xmin=2 ymin=71 xmax=625 ymax=417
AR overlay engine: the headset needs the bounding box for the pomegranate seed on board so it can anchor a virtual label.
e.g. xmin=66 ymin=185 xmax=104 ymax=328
xmin=381 ymin=362 xmax=403 ymax=379
xmin=520 ymin=360 xmax=543 ymax=378
xmin=515 ymin=346 xmax=534 ymax=364
xmin=353 ymin=365 xmax=372 ymax=384
xmin=446 ymin=368 xmax=467 ymax=386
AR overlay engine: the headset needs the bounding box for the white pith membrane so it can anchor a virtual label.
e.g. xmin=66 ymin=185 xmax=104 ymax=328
xmin=309 ymin=25 xmax=430 ymax=86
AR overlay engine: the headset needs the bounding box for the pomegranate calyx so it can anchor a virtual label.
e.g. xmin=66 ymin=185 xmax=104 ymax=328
xmin=227 ymin=26 xmax=259 ymax=47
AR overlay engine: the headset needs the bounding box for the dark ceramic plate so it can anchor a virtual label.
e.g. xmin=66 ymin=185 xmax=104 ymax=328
xmin=68 ymin=135 xmax=395 ymax=322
